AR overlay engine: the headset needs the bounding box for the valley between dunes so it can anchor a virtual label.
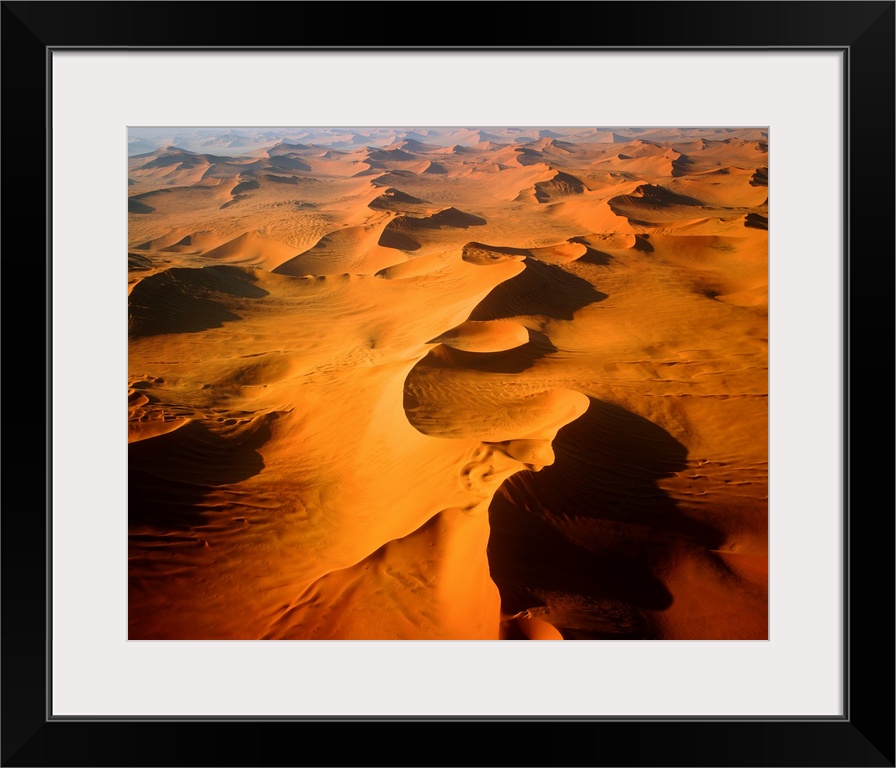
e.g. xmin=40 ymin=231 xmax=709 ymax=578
xmin=128 ymin=127 xmax=768 ymax=640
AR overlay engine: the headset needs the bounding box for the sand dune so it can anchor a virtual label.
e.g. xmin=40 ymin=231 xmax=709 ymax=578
xmin=128 ymin=265 xmax=267 ymax=337
xmin=527 ymin=240 xmax=589 ymax=265
xmin=129 ymin=147 xmax=255 ymax=186
xmin=160 ymin=231 xmax=227 ymax=253
xmin=530 ymin=171 xmax=588 ymax=202
xmin=266 ymin=141 xmax=311 ymax=156
xmin=607 ymin=183 xmax=704 ymax=220
xmin=127 ymin=183 xmax=232 ymax=217
xmin=129 ymin=127 xmax=768 ymax=640
xmin=544 ymin=194 xmax=639 ymax=236
xmin=667 ymin=167 xmax=769 ymax=207
xmin=367 ymin=186 xmax=427 ymax=210
xmin=428 ymin=319 xmax=530 ymax=353
xmin=198 ymin=231 xmax=298 ymax=270
xmin=376 ymin=208 xmax=487 ymax=252
xmin=272 ymin=217 xmax=404 ymax=275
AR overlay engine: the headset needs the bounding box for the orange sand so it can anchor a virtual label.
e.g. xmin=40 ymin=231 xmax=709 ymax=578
xmin=128 ymin=128 xmax=768 ymax=640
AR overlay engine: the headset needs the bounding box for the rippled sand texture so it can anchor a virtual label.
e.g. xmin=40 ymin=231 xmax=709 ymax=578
xmin=128 ymin=127 xmax=768 ymax=639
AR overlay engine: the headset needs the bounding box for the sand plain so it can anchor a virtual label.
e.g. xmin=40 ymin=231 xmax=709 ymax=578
xmin=128 ymin=127 xmax=768 ymax=640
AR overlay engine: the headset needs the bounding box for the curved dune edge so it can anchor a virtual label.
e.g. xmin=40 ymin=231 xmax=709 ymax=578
xmin=527 ymin=240 xmax=588 ymax=264
xmin=428 ymin=319 xmax=530 ymax=353
xmin=516 ymin=614 xmax=565 ymax=640
xmin=128 ymin=416 xmax=190 ymax=444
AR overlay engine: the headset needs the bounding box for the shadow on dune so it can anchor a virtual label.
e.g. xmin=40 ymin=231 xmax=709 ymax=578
xmin=365 ymin=148 xmax=418 ymax=165
xmin=268 ymin=155 xmax=312 ymax=172
xmin=487 ymin=397 xmax=724 ymax=639
xmin=377 ymin=228 xmax=421 ymax=251
xmin=128 ymin=265 xmax=268 ymax=338
xmin=230 ymin=179 xmax=260 ymax=195
xmin=367 ymin=187 xmax=426 ymax=211
xmin=469 ymin=258 xmax=607 ymax=321
xmin=128 ymin=197 xmax=155 ymax=214
xmin=671 ymin=154 xmax=696 ymax=176
xmin=129 ymin=416 xmax=274 ymax=532
xmin=750 ymin=166 xmax=768 ymax=187
xmin=634 ymin=234 xmax=655 ymax=252
xmin=128 ymin=252 xmax=153 ymax=271
xmin=430 ymin=207 xmax=486 ymax=228
xmin=533 ymin=171 xmax=587 ymax=202
xmin=574 ymin=247 xmax=614 ymax=266
xmin=745 ymin=212 xmax=768 ymax=230
xmin=609 ymin=183 xmax=704 ymax=212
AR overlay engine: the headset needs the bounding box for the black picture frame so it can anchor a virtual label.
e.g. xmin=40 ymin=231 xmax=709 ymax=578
xmin=3 ymin=2 xmax=893 ymax=766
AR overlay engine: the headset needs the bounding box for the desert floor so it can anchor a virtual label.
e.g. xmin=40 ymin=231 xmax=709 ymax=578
xmin=128 ymin=127 xmax=768 ymax=640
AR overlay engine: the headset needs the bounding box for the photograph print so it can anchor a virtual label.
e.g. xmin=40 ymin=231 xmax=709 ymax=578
xmin=127 ymin=126 xmax=769 ymax=641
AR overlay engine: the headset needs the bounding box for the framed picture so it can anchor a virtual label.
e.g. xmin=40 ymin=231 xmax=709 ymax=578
xmin=5 ymin=1 xmax=893 ymax=765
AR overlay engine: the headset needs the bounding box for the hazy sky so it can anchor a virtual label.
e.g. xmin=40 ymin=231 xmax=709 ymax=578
xmin=127 ymin=126 xmax=766 ymax=156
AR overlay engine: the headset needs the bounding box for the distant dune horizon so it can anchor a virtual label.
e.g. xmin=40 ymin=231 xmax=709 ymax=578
xmin=128 ymin=126 xmax=768 ymax=640
xmin=128 ymin=125 xmax=769 ymax=157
